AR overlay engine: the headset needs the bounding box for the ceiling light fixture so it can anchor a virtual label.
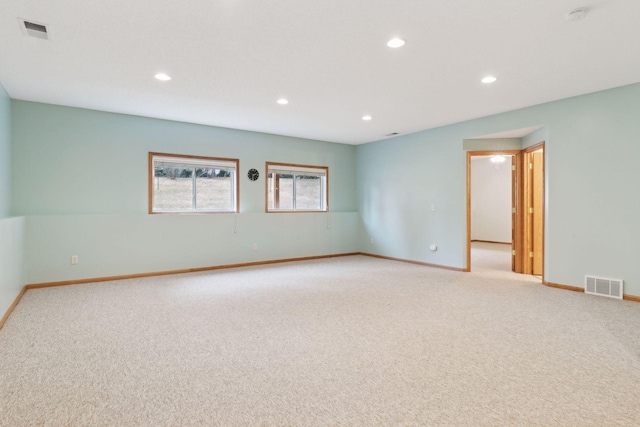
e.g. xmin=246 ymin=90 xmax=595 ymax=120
xmin=566 ymin=7 xmax=588 ymax=22
xmin=362 ymin=115 xmax=372 ymax=121
xmin=276 ymin=98 xmax=289 ymax=105
xmin=491 ymin=155 xmax=507 ymax=169
xmin=481 ymin=76 xmax=497 ymax=84
xmin=387 ymin=38 xmax=405 ymax=48
xmin=154 ymin=73 xmax=171 ymax=81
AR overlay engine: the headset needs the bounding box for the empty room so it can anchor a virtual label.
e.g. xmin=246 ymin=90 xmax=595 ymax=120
xmin=1 ymin=1 xmax=640 ymax=425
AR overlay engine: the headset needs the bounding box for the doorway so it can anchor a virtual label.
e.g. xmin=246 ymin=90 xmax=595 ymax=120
xmin=466 ymin=143 xmax=545 ymax=278
xmin=467 ymin=150 xmax=520 ymax=273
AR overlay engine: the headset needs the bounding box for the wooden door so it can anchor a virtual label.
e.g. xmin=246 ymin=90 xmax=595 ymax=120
xmin=511 ymin=155 xmax=517 ymax=272
xmin=531 ymin=150 xmax=544 ymax=275
xmin=512 ymin=152 xmax=524 ymax=273
xmin=521 ymin=145 xmax=544 ymax=277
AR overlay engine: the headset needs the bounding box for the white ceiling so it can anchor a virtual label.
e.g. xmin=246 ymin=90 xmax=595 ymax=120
xmin=1 ymin=1 xmax=639 ymax=145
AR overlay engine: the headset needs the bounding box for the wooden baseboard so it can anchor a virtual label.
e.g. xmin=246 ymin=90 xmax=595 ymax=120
xmin=543 ymin=281 xmax=584 ymax=293
xmin=623 ymin=294 xmax=640 ymax=303
xmin=9 ymin=256 xmax=639 ymax=328
xmin=544 ymin=281 xmax=640 ymax=303
xmin=360 ymin=253 xmax=465 ymax=272
xmin=471 ymin=240 xmax=512 ymax=245
xmin=25 ymin=252 xmax=362 ymax=290
xmin=0 ymin=286 xmax=27 ymax=330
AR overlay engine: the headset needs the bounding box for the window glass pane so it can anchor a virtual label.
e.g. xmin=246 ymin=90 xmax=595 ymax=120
xmin=277 ymin=174 xmax=294 ymax=209
xmin=295 ymin=175 xmax=322 ymax=210
xmin=195 ymin=168 xmax=233 ymax=210
xmin=266 ymin=164 xmax=327 ymax=212
xmin=267 ymin=173 xmax=275 ymax=210
xmin=153 ymin=166 xmax=193 ymax=210
xmin=150 ymin=154 xmax=238 ymax=213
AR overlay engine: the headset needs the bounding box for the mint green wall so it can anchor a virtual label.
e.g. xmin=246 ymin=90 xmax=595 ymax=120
xmin=11 ymin=101 xmax=359 ymax=284
xmin=11 ymin=101 xmax=356 ymax=215
xmin=357 ymin=83 xmax=640 ymax=297
xmin=25 ymin=212 xmax=359 ymax=284
xmin=462 ymin=137 xmax=522 ymax=152
xmin=8 ymin=84 xmax=640 ymax=297
xmin=0 ymin=83 xmax=10 ymax=217
xmin=522 ymin=126 xmax=548 ymax=149
xmin=0 ymin=217 xmax=25 ymax=320
xmin=0 ymin=84 xmax=25 ymax=320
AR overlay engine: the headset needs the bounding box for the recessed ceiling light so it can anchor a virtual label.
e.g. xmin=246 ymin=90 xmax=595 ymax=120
xmin=277 ymin=98 xmax=289 ymax=105
xmin=481 ymin=76 xmax=497 ymax=84
xmin=154 ymin=73 xmax=171 ymax=81
xmin=362 ymin=115 xmax=372 ymax=121
xmin=386 ymin=38 xmax=405 ymax=48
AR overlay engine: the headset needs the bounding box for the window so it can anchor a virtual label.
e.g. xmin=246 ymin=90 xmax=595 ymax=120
xmin=267 ymin=163 xmax=328 ymax=212
xmin=149 ymin=152 xmax=238 ymax=213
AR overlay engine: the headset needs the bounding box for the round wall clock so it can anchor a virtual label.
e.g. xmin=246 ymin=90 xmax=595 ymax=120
xmin=247 ymin=168 xmax=260 ymax=181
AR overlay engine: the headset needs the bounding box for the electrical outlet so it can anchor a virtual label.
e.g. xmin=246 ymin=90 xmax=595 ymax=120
xmin=252 ymin=243 xmax=258 ymax=251
xmin=370 ymin=238 xmax=374 ymax=245
xmin=71 ymin=255 xmax=78 ymax=265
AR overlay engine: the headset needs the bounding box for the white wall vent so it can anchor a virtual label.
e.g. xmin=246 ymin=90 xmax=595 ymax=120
xmin=585 ymin=275 xmax=623 ymax=299
xmin=19 ymin=18 xmax=49 ymax=40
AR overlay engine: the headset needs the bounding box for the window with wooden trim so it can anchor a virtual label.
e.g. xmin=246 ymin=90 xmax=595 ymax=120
xmin=266 ymin=163 xmax=328 ymax=212
xmin=149 ymin=152 xmax=238 ymax=213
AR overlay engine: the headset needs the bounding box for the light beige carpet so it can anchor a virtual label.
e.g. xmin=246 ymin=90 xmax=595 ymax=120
xmin=470 ymin=241 xmax=513 ymax=273
xmin=1 ymin=252 xmax=640 ymax=426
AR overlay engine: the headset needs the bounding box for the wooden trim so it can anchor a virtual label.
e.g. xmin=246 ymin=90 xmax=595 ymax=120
xmin=513 ymin=151 xmax=525 ymax=273
xmin=148 ymin=152 xmax=240 ymax=214
xmin=543 ymin=281 xmax=584 ymax=293
xmin=25 ymin=253 xmax=361 ymax=289
xmin=149 ymin=152 xmax=240 ymax=163
xmin=466 ymin=151 xmax=471 ymax=272
xmin=471 ymin=240 xmax=511 ymax=245
xmin=265 ymin=161 xmax=329 ymax=170
xmin=265 ymin=162 xmax=271 ymax=212
xmin=12 ymin=258 xmax=640 ymax=323
xmin=0 ymin=286 xmax=27 ymax=330
xmin=467 ymin=150 xmax=521 ymax=157
xmin=522 ymin=142 xmax=545 ymax=280
xmin=259 ymin=210 xmax=330 ymax=214
xmin=523 ymin=141 xmax=545 ymax=153
xmin=533 ymin=143 xmax=545 ymax=282
xmin=148 ymin=153 xmax=154 ymax=214
xmin=511 ymin=154 xmax=515 ymax=271
xmin=522 ymin=149 xmax=532 ymax=274
xmin=360 ymin=253 xmax=466 ymax=272
xmin=543 ymin=281 xmax=640 ymax=303
xmin=265 ymin=162 xmax=329 ymax=213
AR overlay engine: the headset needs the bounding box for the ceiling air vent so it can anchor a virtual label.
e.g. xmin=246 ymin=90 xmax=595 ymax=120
xmin=585 ymin=275 xmax=623 ymax=299
xmin=19 ymin=18 xmax=49 ymax=40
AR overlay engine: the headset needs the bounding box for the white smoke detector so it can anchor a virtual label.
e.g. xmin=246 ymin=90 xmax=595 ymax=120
xmin=566 ymin=7 xmax=588 ymax=22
